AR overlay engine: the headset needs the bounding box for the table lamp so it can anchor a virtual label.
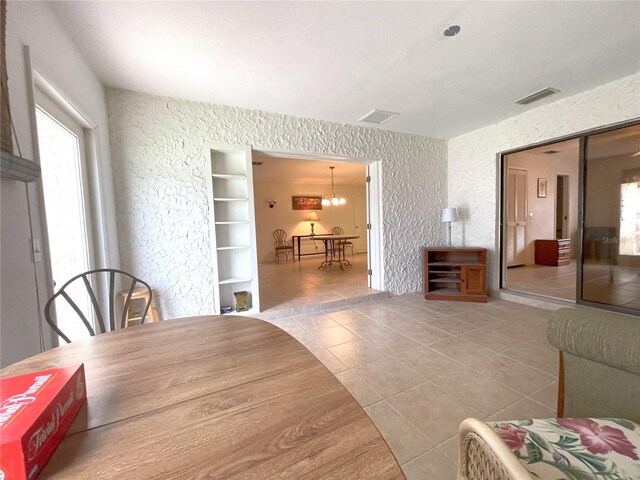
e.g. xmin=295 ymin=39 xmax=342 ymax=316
xmin=305 ymin=211 xmax=319 ymax=236
xmin=442 ymin=207 xmax=457 ymax=246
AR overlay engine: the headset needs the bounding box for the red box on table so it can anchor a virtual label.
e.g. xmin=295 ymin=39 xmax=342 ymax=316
xmin=0 ymin=364 xmax=86 ymax=480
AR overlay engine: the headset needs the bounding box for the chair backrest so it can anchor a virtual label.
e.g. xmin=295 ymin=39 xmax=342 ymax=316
xmin=332 ymin=226 xmax=344 ymax=235
xmin=272 ymin=229 xmax=289 ymax=246
xmin=44 ymin=268 xmax=153 ymax=344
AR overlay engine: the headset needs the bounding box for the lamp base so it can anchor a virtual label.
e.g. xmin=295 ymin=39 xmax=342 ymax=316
xmin=310 ymin=222 xmax=315 ymax=236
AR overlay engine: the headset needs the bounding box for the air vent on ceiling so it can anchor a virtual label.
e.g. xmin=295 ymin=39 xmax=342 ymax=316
xmin=515 ymin=87 xmax=560 ymax=106
xmin=358 ymin=109 xmax=400 ymax=125
xmin=252 ymin=161 xmax=263 ymax=166
xmin=542 ymin=150 xmax=559 ymax=155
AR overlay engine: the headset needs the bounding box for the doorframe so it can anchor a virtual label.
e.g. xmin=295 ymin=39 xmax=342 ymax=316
xmin=496 ymin=117 xmax=640 ymax=315
xmin=252 ymin=148 xmax=384 ymax=291
xmin=24 ymin=46 xmax=116 ymax=343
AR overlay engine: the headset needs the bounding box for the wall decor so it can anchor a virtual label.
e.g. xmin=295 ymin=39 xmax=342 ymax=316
xmin=292 ymin=196 xmax=322 ymax=210
xmin=537 ymin=178 xmax=547 ymax=198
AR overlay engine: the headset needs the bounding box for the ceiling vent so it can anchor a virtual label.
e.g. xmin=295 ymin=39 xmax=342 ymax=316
xmin=542 ymin=150 xmax=559 ymax=155
xmin=515 ymin=87 xmax=560 ymax=106
xmin=358 ymin=109 xmax=400 ymax=125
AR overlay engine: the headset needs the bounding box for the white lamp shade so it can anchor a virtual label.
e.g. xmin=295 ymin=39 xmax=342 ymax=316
xmin=305 ymin=211 xmax=319 ymax=222
xmin=442 ymin=208 xmax=458 ymax=222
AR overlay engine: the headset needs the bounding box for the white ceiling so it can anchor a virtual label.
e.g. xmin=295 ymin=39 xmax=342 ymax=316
xmin=49 ymin=1 xmax=640 ymax=139
xmin=508 ymin=124 xmax=640 ymax=164
xmin=508 ymin=138 xmax=579 ymax=165
xmin=252 ymin=154 xmax=366 ymax=185
xmin=588 ymin=124 xmax=640 ymax=159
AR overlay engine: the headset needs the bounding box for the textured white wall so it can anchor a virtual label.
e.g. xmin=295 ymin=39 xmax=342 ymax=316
xmin=448 ymin=73 xmax=640 ymax=290
xmin=106 ymin=89 xmax=447 ymax=318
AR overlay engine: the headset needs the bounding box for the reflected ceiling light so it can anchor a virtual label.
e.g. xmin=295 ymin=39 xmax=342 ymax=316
xmin=321 ymin=166 xmax=346 ymax=206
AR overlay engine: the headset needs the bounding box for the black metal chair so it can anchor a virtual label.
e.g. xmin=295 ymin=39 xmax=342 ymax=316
xmin=44 ymin=268 xmax=153 ymax=344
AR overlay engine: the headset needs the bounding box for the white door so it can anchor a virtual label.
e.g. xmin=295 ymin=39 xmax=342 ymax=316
xmin=35 ymin=88 xmax=95 ymax=342
xmin=506 ymin=168 xmax=527 ymax=267
xmin=352 ymin=194 xmax=367 ymax=254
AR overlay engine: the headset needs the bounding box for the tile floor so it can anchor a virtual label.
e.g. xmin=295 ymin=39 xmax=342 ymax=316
xmin=506 ymin=260 xmax=640 ymax=309
xmin=258 ymin=254 xmax=386 ymax=315
xmin=506 ymin=261 xmax=576 ymax=300
xmin=260 ymin=293 xmax=559 ymax=479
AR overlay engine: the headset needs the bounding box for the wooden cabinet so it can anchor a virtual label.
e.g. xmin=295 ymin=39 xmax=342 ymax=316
xmin=423 ymin=248 xmax=487 ymax=303
xmin=535 ymin=239 xmax=571 ymax=266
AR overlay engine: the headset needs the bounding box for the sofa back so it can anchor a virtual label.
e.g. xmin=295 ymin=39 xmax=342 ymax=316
xmin=547 ymin=307 xmax=640 ymax=422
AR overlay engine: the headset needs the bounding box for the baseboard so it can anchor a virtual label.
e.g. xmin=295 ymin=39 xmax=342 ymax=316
xmin=491 ymin=289 xmax=575 ymax=311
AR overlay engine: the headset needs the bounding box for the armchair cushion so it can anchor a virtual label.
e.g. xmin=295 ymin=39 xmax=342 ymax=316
xmin=487 ymin=418 xmax=640 ymax=480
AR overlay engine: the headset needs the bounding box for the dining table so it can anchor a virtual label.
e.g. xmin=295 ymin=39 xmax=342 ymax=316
xmin=1 ymin=315 xmax=404 ymax=479
xmin=317 ymin=234 xmax=360 ymax=270
xmin=290 ymin=233 xmax=334 ymax=261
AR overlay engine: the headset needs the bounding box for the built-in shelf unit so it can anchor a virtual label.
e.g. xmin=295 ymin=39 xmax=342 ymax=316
xmin=206 ymin=143 xmax=260 ymax=314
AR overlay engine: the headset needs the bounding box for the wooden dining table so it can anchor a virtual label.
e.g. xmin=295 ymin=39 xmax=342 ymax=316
xmin=1 ymin=316 xmax=404 ymax=479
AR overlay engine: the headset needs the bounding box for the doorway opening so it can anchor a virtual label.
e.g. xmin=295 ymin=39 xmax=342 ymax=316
xmin=502 ymin=138 xmax=579 ymax=301
xmin=556 ymin=174 xmax=569 ymax=239
xmin=34 ymin=88 xmax=95 ymax=342
xmin=251 ymin=151 xmax=381 ymax=313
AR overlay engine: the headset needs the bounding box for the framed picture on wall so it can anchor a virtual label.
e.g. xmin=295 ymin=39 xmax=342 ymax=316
xmin=537 ymin=178 xmax=547 ymax=198
xmin=291 ymin=196 xmax=322 ymax=210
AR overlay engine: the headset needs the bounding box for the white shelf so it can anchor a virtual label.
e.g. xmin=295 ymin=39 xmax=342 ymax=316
xmin=212 ymin=173 xmax=247 ymax=179
xmin=429 ymin=278 xmax=463 ymax=284
xmin=207 ymin=143 xmax=260 ymax=314
xmin=219 ymin=277 xmax=253 ymax=285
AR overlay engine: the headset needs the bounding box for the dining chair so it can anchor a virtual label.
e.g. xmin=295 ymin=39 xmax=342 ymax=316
xmin=272 ymin=229 xmax=294 ymax=263
xmin=332 ymin=226 xmax=354 ymax=256
xmin=44 ymin=268 xmax=154 ymax=344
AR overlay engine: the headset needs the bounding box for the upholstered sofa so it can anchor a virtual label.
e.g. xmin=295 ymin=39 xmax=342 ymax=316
xmin=458 ymin=306 xmax=640 ymax=480
xmin=547 ymin=307 xmax=640 ymax=422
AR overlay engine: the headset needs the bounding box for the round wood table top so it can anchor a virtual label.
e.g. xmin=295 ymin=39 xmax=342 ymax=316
xmin=1 ymin=315 xmax=404 ymax=479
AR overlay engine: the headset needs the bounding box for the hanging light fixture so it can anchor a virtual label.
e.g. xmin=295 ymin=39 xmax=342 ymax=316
xmin=321 ymin=166 xmax=346 ymax=206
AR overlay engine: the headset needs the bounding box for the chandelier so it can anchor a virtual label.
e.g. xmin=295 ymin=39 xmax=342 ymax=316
xmin=321 ymin=166 xmax=346 ymax=206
